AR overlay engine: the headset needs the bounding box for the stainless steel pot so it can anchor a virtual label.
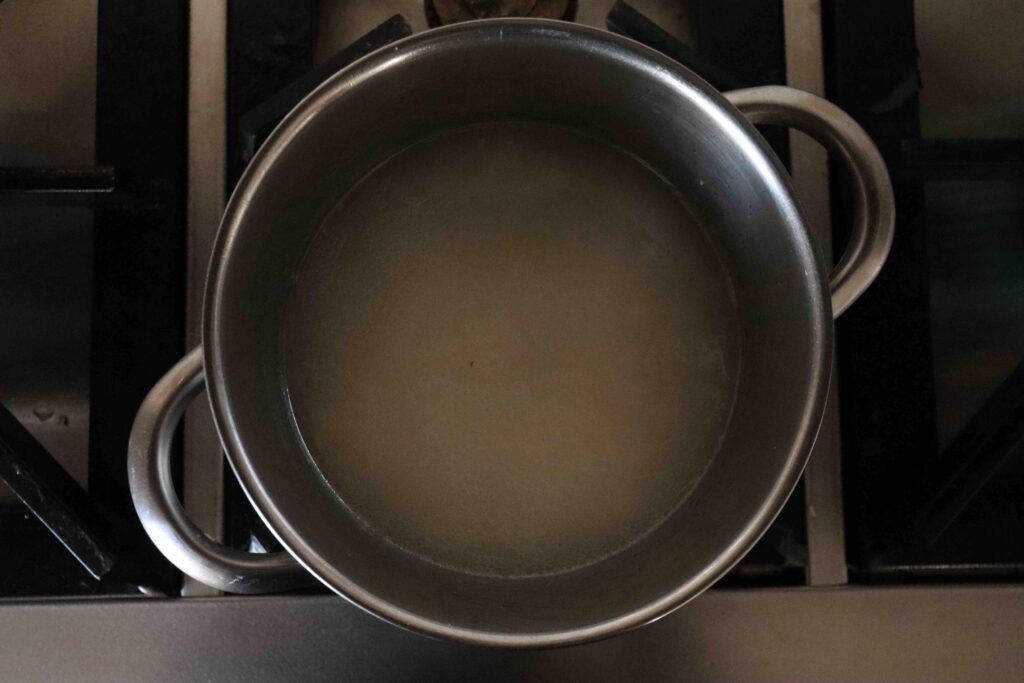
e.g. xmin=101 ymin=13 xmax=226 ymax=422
xmin=128 ymin=19 xmax=893 ymax=647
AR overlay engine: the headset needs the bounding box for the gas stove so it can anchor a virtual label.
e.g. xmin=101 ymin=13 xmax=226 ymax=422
xmin=1 ymin=1 xmax=1021 ymax=680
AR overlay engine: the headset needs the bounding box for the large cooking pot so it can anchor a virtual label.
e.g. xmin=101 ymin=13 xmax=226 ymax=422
xmin=128 ymin=19 xmax=892 ymax=647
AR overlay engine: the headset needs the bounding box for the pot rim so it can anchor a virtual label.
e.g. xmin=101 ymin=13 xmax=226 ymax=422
xmin=203 ymin=18 xmax=830 ymax=648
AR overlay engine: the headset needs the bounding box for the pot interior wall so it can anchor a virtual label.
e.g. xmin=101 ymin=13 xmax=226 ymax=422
xmin=206 ymin=21 xmax=828 ymax=641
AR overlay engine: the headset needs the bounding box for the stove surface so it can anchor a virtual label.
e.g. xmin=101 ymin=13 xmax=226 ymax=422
xmin=1 ymin=0 xmax=1022 ymax=679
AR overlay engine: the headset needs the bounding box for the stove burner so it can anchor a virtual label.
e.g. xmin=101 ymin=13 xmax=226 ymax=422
xmin=426 ymin=0 xmax=574 ymax=27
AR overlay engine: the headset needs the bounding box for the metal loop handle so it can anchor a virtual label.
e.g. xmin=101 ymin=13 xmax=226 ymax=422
xmin=726 ymin=86 xmax=895 ymax=317
xmin=128 ymin=346 xmax=312 ymax=593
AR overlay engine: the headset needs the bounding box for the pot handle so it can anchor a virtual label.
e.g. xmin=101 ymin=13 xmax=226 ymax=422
xmin=725 ymin=86 xmax=895 ymax=317
xmin=128 ymin=346 xmax=312 ymax=593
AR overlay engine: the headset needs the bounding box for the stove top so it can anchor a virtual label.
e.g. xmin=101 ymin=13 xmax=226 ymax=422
xmin=1 ymin=0 xmax=1022 ymax=679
